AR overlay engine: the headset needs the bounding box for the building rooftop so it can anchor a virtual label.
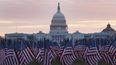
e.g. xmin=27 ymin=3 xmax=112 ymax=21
xmin=102 ymin=23 xmax=116 ymax=33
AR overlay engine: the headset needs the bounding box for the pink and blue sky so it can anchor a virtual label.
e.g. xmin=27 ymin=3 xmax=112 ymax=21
xmin=0 ymin=0 xmax=116 ymax=36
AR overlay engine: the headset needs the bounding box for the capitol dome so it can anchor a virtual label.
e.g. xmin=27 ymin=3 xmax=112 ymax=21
xmin=51 ymin=3 xmax=66 ymax=23
xmin=52 ymin=11 xmax=65 ymax=19
xmin=102 ymin=23 xmax=116 ymax=33
xmin=50 ymin=3 xmax=67 ymax=30
xmin=50 ymin=3 xmax=68 ymax=42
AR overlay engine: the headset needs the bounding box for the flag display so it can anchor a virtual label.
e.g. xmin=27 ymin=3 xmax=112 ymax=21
xmin=60 ymin=46 xmax=76 ymax=65
xmin=1 ymin=48 xmax=19 ymax=65
xmin=0 ymin=39 xmax=116 ymax=65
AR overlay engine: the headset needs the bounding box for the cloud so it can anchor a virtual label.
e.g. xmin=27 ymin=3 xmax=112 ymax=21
xmin=0 ymin=0 xmax=116 ymax=21
xmin=0 ymin=0 xmax=116 ymax=35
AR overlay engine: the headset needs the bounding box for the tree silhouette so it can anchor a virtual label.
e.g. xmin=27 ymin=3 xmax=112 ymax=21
xmin=28 ymin=59 xmax=42 ymax=65
xmin=98 ymin=60 xmax=112 ymax=65
xmin=71 ymin=59 xmax=86 ymax=65
xmin=51 ymin=57 xmax=62 ymax=65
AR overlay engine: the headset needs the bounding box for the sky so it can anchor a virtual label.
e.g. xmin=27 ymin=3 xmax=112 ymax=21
xmin=0 ymin=0 xmax=116 ymax=36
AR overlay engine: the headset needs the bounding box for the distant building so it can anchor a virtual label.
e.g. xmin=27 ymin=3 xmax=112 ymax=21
xmin=5 ymin=33 xmax=28 ymax=40
xmin=49 ymin=3 xmax=68 ymax=42
xmin=33 ymin=31 xmax=51 ymax=41
xmin=102 ymin=23 xmax=116 ymax=33
xmin=91 ymin=24 xmax=116 ymax=39
xmin=84 ymin=34 xmax=93 ymax=39
xmin=34 ymin=31 xmax=46 ymax=41
xmin=72 ymin=31 xmax=84 ymax=40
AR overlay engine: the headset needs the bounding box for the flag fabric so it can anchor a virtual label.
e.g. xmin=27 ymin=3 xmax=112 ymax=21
xmin=108 ymin=45 xmax=116 ymax=65
xmin=30 ymin=41 xmax=39 ymax=57
xmin=40 ymin=39 xmax=55 ymax=65
xmin=55 ymin=47 xmax=64 ymax=57
xmin=0 ymin=39 xmax=116 ymax=65
xmin=21 ymin=47 xmax=34 ymax=65
xmin=50 ymin=47 xmax=58 ymax=58
xmin=108 ymin=45 xmax=116 ymax=57
xmin=16 ymin=41 xmax=35 ymax=65
xmin=43 ymin=48 xmax=55 ymax=65
xmin=17 ymin=48 xmax=34 ymax=65
xmin=36 ymin=48 xmax=45 ymax=64
xmin=43 ymin=49 xmax=48 ymax=65
xmin=100 ymin=45 xmax=114 ymax=65
xmin=99 ymin=45 xmax=110 ymax=63
xmin=0 ymin=49 xmax=6 ymax=64
xmin=15 ymin=40 xmax=27 ymax=65
xmin=85 ymin=47 xmax=101 ymax=65
xmin=48 ymin=48 xmax=55 ymax=65
xmin=60 ymin=46 xmax=76 ymax=65
xmin=74 ymin=46 xmax=87 ymax=60
xmin=16 ymin=50 xmax=27 ymax=65
xmin=113 ymin=53 xmax=116 ymax=65
xmin=1 ymin=48 xmax=19 ymax=65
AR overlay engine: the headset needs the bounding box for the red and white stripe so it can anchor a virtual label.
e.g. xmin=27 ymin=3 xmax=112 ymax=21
xmin=36 ymin=48 xmax=44 ymax=64
xmin=74 ymin=46 xmax=87 ymax=60
xmin=0 ymin=49 xmax=6 ymax=64
xmin=60 ymin=47 xmax=76 ymax=65
xmin=85 ymin=47 xmax=101 ymax=65
xmin=16 ymin=47 xmax=34 ymax=65
xmin=1 ymin=48 xmax=19 ymax=65
xmin=108 ymin=45 xmax=116 ymax=65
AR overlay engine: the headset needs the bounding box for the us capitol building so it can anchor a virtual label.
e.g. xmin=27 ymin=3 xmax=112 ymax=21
xmin=5 ymin=3 xmax=116 ymax=42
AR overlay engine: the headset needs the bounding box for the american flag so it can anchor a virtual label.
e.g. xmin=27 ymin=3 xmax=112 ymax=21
xmin=0 ymin=40 xmax=6 ymax=64
xmin=16 ymin=50 xmax=27 ymax=65
xmin=50 ymin=47 xmax=58 ymax=58
xmin=85 ymin=47 xmax=101 ymax=65
xmin=43 ymin=48 xmax=55 ymax=65
xmin=113 ymin=53 xmax=116 ymax=65
xmin=108 ymin=45 xmax=116 ymax=65
xmin=1 ymin=48 xmax=19 ymax=65
xmin=0 ymin=49 xmax=6 ymax=64
xmin=108 ymin=45 xmax=116 ymax=55
xmin=74 ymin=46 xmax=87 ymax=60
xmin=39 ymin=39 xmax=55 ymax=65
xmin=36 ymin=48 xmax=44 ymax=64
xmin=48 ymin=48 xmax=55 ymax=65
xmin=16 ymin=41 xmax=35 ymax=65
xmin=60 ymin=46 xmax=76 ymax=65
xmin=100 ymin=45 xmax=114 ymax=65
xmin=21 ymin=47 xmax=34 ymax=65
xmin=30 ymin=41 xmax=39 ymax=57
xmin=53 ymin=46 xmax=64 ymax=58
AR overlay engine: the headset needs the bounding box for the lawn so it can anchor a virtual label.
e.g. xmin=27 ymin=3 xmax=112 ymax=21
xmin=28 ymin=59 xmax=112 ymax=65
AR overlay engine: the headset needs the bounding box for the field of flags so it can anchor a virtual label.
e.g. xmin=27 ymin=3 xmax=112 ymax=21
xmin=0 ymin=38 xmax=116 ymax=65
